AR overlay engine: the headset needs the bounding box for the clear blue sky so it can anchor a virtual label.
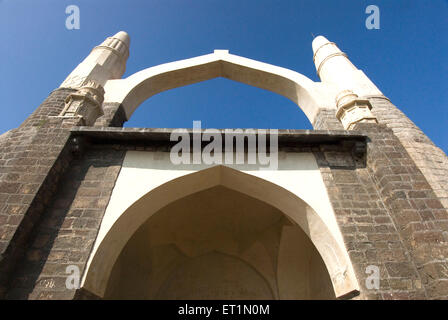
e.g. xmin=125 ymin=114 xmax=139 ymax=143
xmin=1 ymin=0 xmax=447 ymax=152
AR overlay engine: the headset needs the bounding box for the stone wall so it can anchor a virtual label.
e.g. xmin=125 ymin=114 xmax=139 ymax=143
xmin=0 ymin=88 xmax=79 ymax=298
xmin=4 ymin=145 xmax=124 ymax=299
xmin=366 ymin=96 xmax=448 ymax=210
xmin=313 ymin=108 xmax=344 ymax=130
xmin=93 ymin=102 xmax=127 ymax=128
xmin=317 ymin=123 xmax=448 ymax=299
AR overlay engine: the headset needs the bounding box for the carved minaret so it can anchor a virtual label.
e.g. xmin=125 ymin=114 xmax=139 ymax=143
xmin=0 ymin=32 xmax=131 ymax=298
xmin=313 ymin=35 xmax=448 ymax=209
xmin=58 ymin=31 xmax=130 ymax=125
xmin=61 ymin=31 xmax=130 ymax=89
xmin=312 ymin=36 xmax=378 ymax=130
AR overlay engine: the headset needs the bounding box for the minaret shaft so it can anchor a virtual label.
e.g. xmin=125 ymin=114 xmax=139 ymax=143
xmin=60 ymin=31 xmax=130 ymax=89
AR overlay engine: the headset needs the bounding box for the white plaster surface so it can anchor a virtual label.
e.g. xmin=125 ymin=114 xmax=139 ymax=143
xmin=95 ymin=151 xmax=344 ymax=247
xmin=82 ymin=151 xmax=359 ymax=298
xmin=89 ymin=151 xmax=346 ymax=267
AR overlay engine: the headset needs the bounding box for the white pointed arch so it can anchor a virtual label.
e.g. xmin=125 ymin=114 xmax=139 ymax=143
xmin=103 ymin=50 xmax=339 ymax=123
xmin=81 ymin=165 xmax=359 ymax=299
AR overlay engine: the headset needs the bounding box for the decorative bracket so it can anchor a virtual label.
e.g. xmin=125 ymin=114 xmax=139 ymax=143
xmin=335 ymin=90 xmax=378 ymax=130
xmin=59 ymin=80 xmax=105 ymax=126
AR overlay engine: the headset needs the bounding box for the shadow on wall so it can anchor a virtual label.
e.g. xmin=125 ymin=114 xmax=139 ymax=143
xmin=104 ymin=186 xmax=336 ymax=300
xmin=82 ymin=165 xmax=359 ymax=299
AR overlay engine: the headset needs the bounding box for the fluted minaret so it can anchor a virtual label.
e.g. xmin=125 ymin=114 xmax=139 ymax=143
xmin=60 ymin=31 xmax=130 ymax=89
xmin=312 ymin=36 xmax=378 ymax=129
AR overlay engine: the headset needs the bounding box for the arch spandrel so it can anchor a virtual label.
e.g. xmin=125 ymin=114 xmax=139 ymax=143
xmin=103 ymin=50 xmax=339 ymax=124
xmin=81 ymin=165 xmax=359 ymax=299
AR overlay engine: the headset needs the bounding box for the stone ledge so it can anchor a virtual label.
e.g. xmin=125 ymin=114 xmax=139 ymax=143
xmin=70 ymin=127 xmax=368 ymax=153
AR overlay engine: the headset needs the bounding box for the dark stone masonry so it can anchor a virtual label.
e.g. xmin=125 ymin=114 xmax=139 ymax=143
xmin=0 ymin=91 xmax=447 ymax=299
xmin=0 ymin=33 xmax=447 ymax=300
xmin=317 ymin=123 xmax=448 ymax=299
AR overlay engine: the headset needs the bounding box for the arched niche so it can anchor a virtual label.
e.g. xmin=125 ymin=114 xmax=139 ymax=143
xmin=81 ymin=165 xmax=359 ymax=299
xmin=103 ymin=50 xmax=339 ymax=124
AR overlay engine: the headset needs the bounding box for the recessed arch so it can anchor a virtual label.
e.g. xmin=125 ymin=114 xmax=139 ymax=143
xmin=103 ymin=50 xmax=339 ymax=124
xmin=81 ymin=165 xmax=359 ymax=299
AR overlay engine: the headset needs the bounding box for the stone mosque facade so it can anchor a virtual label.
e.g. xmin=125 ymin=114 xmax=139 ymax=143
xmin=0 ymin=32 xmax=447 ymax=299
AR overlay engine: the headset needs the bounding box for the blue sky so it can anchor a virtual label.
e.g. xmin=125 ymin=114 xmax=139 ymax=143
xmin=1 ymin=0 xmax=447 ymax=152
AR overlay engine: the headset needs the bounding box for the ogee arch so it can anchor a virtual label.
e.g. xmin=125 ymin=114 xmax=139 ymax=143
xmin=103 ymin=50 xmax=339 ymax=124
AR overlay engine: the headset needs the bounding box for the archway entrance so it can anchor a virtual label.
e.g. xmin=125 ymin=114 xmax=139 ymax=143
xmin=103 ymin=185 xmax=335 ymax=300
xmin=82 ymin=165 xmax=359 ymax=299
